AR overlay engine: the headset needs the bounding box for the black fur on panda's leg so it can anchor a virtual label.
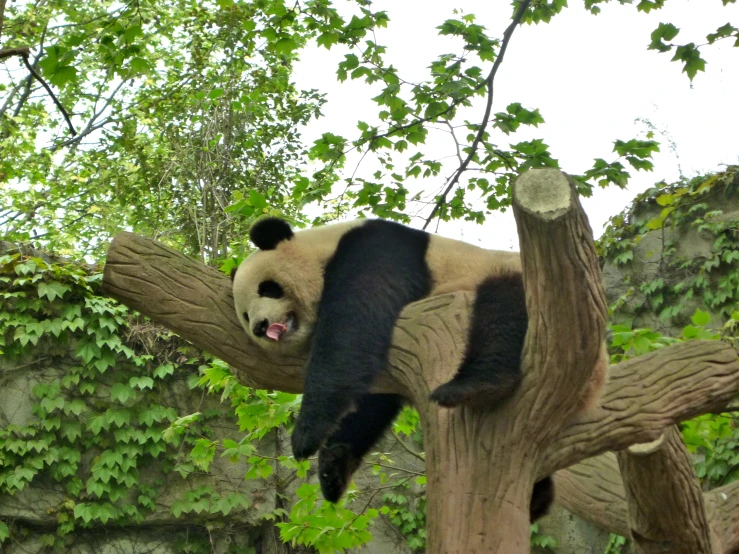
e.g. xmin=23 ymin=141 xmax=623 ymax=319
xmin=530 ymin=476 xmax=555 ymax=522
xmin=429 ymin=272 xmax=528 ymax=408
xmin=318 ymin=393 xmax=405 ymax=502
xmin=291 ymin=221 xmax=431 ymax=460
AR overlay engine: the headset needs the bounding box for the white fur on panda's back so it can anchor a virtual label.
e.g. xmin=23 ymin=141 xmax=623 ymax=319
xmin=282 ymin=219 xmax=522 ymax=296
xmin=427 ymin=235 xmax=522 ymax=295
xmin=289 ymin=220 xmax=363 ymax=265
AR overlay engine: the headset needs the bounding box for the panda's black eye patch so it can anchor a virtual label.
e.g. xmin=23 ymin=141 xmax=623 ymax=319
xmin=258 ymin=280 xmax=284 ymax=299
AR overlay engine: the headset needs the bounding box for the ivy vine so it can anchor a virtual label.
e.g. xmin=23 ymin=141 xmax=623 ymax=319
xmin=599 ymin=166 xmax=739 ymax=325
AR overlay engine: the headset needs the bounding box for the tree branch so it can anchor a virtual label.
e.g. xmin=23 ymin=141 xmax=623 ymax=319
xmin=56 ymin=78 xmax=128 ymax=149
xmin=0 ymin=0 xmax=7 ymax=41
xmin=421 ymin=0 xmax=532 ymax=230
xmin=0 ymin=46 xmax=30 ymax=60
xmin=556 ymin=452 xmax=739 ymax=554
xmin=102 ymin=231 xmax=739 ymax=478
xmin=544 ymin=340 xmax=739 ymax=476
xmin=617 ymin=426 xmax=716 ymax=553
xmin=20 ymin=54 xmax=76 ymax=136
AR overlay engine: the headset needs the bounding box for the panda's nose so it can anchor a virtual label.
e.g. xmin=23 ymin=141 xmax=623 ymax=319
xmin=253 ymin=319 xmax=269 ymax=338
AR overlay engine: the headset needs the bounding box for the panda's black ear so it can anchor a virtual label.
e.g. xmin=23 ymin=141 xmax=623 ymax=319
xmin=250 ymin=217 xmax=294 ymax=250
xmin=230 ymin=267 xmax=238 ymax=282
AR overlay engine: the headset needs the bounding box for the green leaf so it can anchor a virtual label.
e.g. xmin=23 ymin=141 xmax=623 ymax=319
xmin=317 ymin=32 xmax=339 ymax=49
xmin=273 ymin=37 xmax=298 ymax=56
xmin=64 ymin=399 xmax=87 ymax=416
xmin=130 ymin=376 xmax=154 ymax=390
xmin=110 ymin=383 xmax=137 ymax=404
xmin=655 ymin=193 xmax=673 ymax=206
xmin=130 ymin=57 xmax=151 ymax=75
xmin=190 ymin=439 xmax=216 ymax=472
xmin=637 ymin=0 xmax=666 ymax=12
xmin=0 ymin=521 xmax=9 ymax=540
xmin=691 ymin=309 xmax=711 ymax=326
xmin=60 ymin=422 xmax=83 ymax=442
xmin=49 ymin=66 xmax=78 ymax=88
xmin=648 ymin=22 xmax=679 ymax=52
xmin=37 ymin=281 xmax=70 ymax=301
xmin=707 ymin=23 xmax=738 ymax=44
xmin=671 ymin=43 xmax=707 ymax=81
xmin=153 ymin=363 xmax=174 ymax=379
xmin=249 ymin=190 xmax=268 ymax=210
xmin=76 ymin=338 xmax=101 ymax=363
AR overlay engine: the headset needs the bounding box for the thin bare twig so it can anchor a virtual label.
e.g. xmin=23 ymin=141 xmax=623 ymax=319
xmin=368 ymin=462 xmax=425 ymax=477
xmin=445 ymin=119 xmax=464 ymax=165
xmin=21 ymin=53 xmax=76 ymax=136
xmin=422 ymin=0 xmax=532 ymax=230
xmin=5 ymin=25 xmax=47 ymax=122
xmin=392 ymin=431 xmax=425 ymax=462
xmin=56 ymin=78 xmax=128 ymax=149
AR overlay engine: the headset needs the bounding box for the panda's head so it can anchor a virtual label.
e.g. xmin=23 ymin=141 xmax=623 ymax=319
xmin=231 ymin=217 xmax=323 ymax=355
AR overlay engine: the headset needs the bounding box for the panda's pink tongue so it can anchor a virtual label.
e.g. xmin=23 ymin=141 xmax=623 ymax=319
xmin=266 ymin=323 xmax=287 ymax=341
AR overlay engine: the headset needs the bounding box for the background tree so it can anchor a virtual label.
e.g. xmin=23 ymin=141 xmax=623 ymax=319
xmin=0 ymin=0 xmax=323 ymax=261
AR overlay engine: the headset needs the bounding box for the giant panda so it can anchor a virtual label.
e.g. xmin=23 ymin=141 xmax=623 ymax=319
xmin=231 ymin=216 xmax=607 ymax=521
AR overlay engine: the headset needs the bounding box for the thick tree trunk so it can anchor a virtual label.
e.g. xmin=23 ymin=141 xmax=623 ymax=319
xmin=102 ymin=169 xmax=739 ymax=553
xmin=421 ymin=169 xmax=609 ymax=552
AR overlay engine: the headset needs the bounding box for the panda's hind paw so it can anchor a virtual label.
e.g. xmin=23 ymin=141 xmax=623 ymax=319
xmin=429 ymin=377 xmax=518 ymax=408
xmin=428 ymin=381 xmax=470 ymax=408
xmin=530 ymin=476 xmax=554 ymax=522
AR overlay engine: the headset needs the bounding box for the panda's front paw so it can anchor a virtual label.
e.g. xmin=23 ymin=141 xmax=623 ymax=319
xmin=291 ymin=416 xmax=336 ymax=460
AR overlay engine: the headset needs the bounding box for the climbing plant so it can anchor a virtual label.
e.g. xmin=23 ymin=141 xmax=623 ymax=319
xmin=0 ymin=249 xmax=178 ymax=547
xmin=0 ymin=247 xmax=386 ymax=552
xmin=597 ymin=171 xmax=739 ymax=552
xmin=600 ymin=167 xmax=739 ymax=325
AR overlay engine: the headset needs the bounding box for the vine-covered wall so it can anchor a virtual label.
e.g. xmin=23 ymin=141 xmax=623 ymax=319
xmin=600 ymin=166 xmax=739 ymax=333
xmin=0 ymin=242 xmax=283 ymax=553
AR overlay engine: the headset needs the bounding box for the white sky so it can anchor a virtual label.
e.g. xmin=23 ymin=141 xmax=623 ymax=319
xmin=292 ymin=0 xmax=739 ymax=251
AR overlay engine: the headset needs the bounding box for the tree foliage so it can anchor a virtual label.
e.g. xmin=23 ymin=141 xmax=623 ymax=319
xmin=2 ymin=0 xmax=735 ymax=262
xmin=1 ymin=0 xmax=325 ymax=262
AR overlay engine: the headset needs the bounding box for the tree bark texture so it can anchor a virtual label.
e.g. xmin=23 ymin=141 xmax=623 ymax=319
xmin=103 ymin=169 xmax=739 ymax=553
xmin=557 ymin=452 xmax=739 ymax=554
xmin=617 ymin=425 xmax=716 ymax=553
xmin=416 ymin=168 xmax=609 ymax=552
xmin=545 ymin=340 xmax=739 ymax=475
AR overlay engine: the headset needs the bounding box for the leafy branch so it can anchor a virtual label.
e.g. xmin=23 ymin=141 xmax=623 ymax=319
xmin=0 ymin=0 xmax=76 ymax=136
xmin=421 ymin=0 xmax=532 ymax=229
xmin=20 ymin=53 xmax=77 ymax=136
